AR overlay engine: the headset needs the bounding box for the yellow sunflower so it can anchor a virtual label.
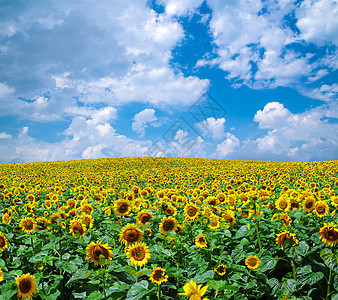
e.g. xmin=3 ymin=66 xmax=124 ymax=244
xmin=214 ymin=264 xmax=227 ymax=276
xmin=2 ymin=213 xmax=11 ymax=224
xmin=80 ymin=203 xmax=94 ymax=215
xmin=275 ymin=197 xmax=290 ymax=212
xmin=149 ymin=267 xmax=168 ymax=285
xmin=195 ymin=234 xmax=208 ymax=248
xmin=126 ymin=242 xmax=151 ymax=267
xmin=16 ymin=273 xmax=39 ymax=299
xmin=222 ymin=210 xmax=236 ymax=226
xmin=136 ymin=210 xmax=153 ymax=226
xmin=209 ymin=215 xmax=220 ymax=229
xmin=178 ymin=279 xmax=209 ymax=300
xmin=319 ymin=223 xmax=338 ymax=246
xmin=245 ymin=255 xmax=261 ymax=270
xmin=302 ymin=197 xmax=316 ymax=212
xmin=184 ymin=203 xmax=200 ymax=220
xmin=275 ymin=230 xmax=299 ymax=250
xmin=159 ymin=216 xmax=178 ymax=235
xmin=0 ymin=268 xmax=3 ymax=282
xmin=331 ymin=196 xmax=338 ymax=208
xmin=81 ymin=214 xmax=94 ymax=229
xmin=114 ymin=199 xmax=131 ymax=216
xmin=313 ymin=200 xmax=329 ymax=218
xmin=20 ymin=217 xmax=36 ymax=234
xmin=36 ymin=217 xmax=49 ymax=231
xmin=69 ymin=218 xmax=88 ymax=237
xmin=119 ymin=223 xmax=144 ymax=245
xmin=86 ymin=241 xmax=114 ymax=267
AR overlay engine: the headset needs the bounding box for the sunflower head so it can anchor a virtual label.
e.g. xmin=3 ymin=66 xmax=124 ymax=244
xmin=178 ymin=279 xmax=209 ymax=299
xmin=302 ymin=197 xmax=316 ymax=212
xmin=36 ymin=217 xmax=49 ymax=231
xmin=149 ymin=267 xmax=168 ymax=285
xmin=16 ymin=273 xmax=39 ymax=299
xmin=0 ymin=232 xmax=9 ymax=252
xmin=314 ymin=201 xmax=329 ymax=218
xmin=245 ymin=255 xmax=261 ymax=270
xmin=119 ymin=223 xmax=144 ymax=245
xmin=275 ymin=230 xmax=299 ymax=250
xmin=195 ymin=234 xmax=208 ymax=248
xmin=214 ymin=264 xmax=227 ymax=276
xmin=86 ymin=241 xmax=114 ymax=267
xmin=159 ymin=216 xmax=178 ymax=235
xmin=20 ymin=217 xmax=36 ymax=233
xmin=70 ymin=218 xmax=88 ymax=237
xmin=319 ymin=223 xmax=338 ymax=246
xmin=114 ymin=199 xmax=131 ymax=216
xmin=126 ymin=242 xmax=151 ymax=267
xmin=136 ymin=210 xmax=153 ymax=226
xmin=184 ymin=203 xmax=200 ymax=220
xmin=275 ymin=197 xmax=290 ymax=212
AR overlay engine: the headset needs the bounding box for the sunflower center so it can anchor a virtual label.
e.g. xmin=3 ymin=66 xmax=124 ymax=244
xmin=317 ymin=206 xmax=325 ymax=213
xmin=133 ymin=249 xmax=145 ymax=260
xmin=25 ymin=222 xmax=33 ymax=230
xmin=305 ymin=201 xmax=313 ymax=208
xmin=163 ymin=220 xmax=174 ymax=231
xmin=0 ymin=237 xmax=5 ymax=247
xmin=280 ymin=201 xmax=287 ymax=209
xmin=188 ymin=208 xmax=196 ymax=216
xmin=153 ymin=270 xmax=163 ymax=280
xmin=119 ymin=204 xmax=128 ymax=213
xmin=141 ymin=215 xmax=150 ymax=223
xmin=20 ymin=279 xmax=32 ymax=293
xmin=125 ymin=229 xmax=139 ymax=242
xmin=249 ymin=259 xmax=257 ymax=266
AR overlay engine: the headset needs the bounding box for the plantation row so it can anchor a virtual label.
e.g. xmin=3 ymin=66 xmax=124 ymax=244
xmin=0 ymin=157 xmax=337 ymax=299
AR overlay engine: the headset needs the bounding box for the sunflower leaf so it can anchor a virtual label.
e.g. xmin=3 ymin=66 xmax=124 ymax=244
xmin=320 ymin=248 xmax=338 ymax=272
xmin=259 ymin=255 xmax=278 ymax=272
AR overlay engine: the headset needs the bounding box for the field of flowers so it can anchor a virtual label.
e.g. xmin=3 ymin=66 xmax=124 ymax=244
xmin=0 ymin=157 xmax=337 ymax=300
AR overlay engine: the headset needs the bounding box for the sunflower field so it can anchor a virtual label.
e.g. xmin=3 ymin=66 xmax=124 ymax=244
xmin=0 ymin=157 xmax=337 ymax=300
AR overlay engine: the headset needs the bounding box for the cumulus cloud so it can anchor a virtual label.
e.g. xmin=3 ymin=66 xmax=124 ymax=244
xmin=234 ymin=101 xmax=338 ymax=161
xmin=132 ymin=109 xmax=157 ymax=137
xmin=214 ymin=133 xmax=240 ymax=158
xmin=196 ymin=117 xmax=226 ymax=139
xmin=0 ymin=132 xmax=12 ymax=139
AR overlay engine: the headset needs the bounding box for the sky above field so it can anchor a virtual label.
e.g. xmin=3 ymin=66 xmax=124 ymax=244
xmin=0 ymin=0 xmax=337 ymax=163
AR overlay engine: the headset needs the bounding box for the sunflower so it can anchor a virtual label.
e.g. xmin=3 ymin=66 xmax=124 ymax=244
xmin=114 ymin=199 xmax=131 ymax=216
xmin=159 ymin=216 xmax=178 ymax=235
xmin=302 ymin=197 xmax=316 ymax=212
xmin=222 ymin=210 xmax=236 ymax=226
xmin=245 ymin=255 xmax=261 ymax=270
xmin=20 ymin=217 xmax=36 ymax=233
xmin=214 ymin=264 xmax=227 ymax=276
xmin=119 ymin=223 xmax=144 ymax=245
xmin=275 ymin=230 xmax=299 ymax=250
xmin=184 ymin=203 xmax=200 ymax=220
xmin=178 ymin=279 xmax=209 ymax=300
xmin=319 ymin=223 xmax=338 ymax=246
xmin=44 ymin=200 xmax=52 ymax=210
xmin=136 ymin=210 xmax=153 ymax=226
xmin=81 ymin=214 xmax=94 ymax=229
xmin=209 ymin=215 xmax=220 ymax=229
xmin=80 ymin=203 xmax=94 ymax=215
xmin=331 ymin=196 xmax=338 ymax=208
xmin=2 ymin=213 xmax=11 ymax=224
xmin=165 ymin=205 xmax=177 ymax=216
xmin=275 ymin=197 xmax=290 ymax=212
xmin=313 ymin=200 xmax=329 ymax=218
xmin=195 ymin=234 xmax=207 ymax=248
xmin=149 ymin=267 xmax=168 ymax=285
xmin=16 ymin=273 xmax=39 ymax=299
xmin=36 ymin=217 xmax=49 ymax=231
xmin=69 ymin=218 xmax=88 ymax=237
xmin=86 ymin=241 xmax=114 ymax=267
xmin=126 ymin=242 xmax=151 ymax=267
xmin=0 ymin=268 xmax=3 ymax=282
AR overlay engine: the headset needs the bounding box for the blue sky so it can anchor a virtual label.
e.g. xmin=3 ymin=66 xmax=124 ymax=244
xmin=0 ymin=0 xmax=337 ymax=163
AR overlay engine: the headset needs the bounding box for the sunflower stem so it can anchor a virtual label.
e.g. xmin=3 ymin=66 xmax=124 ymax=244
xmin=30 ymin=235 xmax=34 ymax=255
xmin=157 ymin=284 xmax=161 ymax=300
xmin=291 ymin=260 xmax=297 ymax=281
xmin=325 ymin=267 xmax=333 ymax=300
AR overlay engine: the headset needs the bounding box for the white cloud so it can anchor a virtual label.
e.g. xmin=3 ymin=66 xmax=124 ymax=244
xmin=0 ymin=83 xmax=15 ymax=98
xmin=214 ymin=133 xmax=240 ymax=158
xmin=132 ymin=108 xmax=157 ymax=137
xmin=196 ymin=117 xmax=226 ymax=139
xmin=253 ymin=102 xmax=290 ymax=129
xmin=296 ymin=0 xmax=338 ymax=45
xmin=158 ymin=0 xmax=205 ymax=17
xmin=0 ymin=132 xmax=12 ymax=139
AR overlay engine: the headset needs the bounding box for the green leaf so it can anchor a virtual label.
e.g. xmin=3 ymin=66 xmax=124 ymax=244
xmin=297 ymin=265 xmax=324 ymax=286
xmin=282 ymin=279 xmax=297 ymax=293
xmin=66 ymin=267 xmax=92 ymax=286
xmin=320 ymin=248 xmax=338 ymax=272
xmin=331 ymin=293 xmax=338 ymax=300
xmin=259 ymin=255 xmax=278 ymax=272
xmin=0 ymin=281 xmax=17 ymax=300
xmin=235 ymin=225 xmax=255 ymax=239
xmin=207 ymin=280 xmax=239 ymax=292
xmin=126 ymin=280 xmax=155 ymax=300
xmin=192 ymin=270 xmax=214 ymax=284
xmin=297 ymin=241 xmax=309 ymax=257
xmin=86 ymin=291 xmax=102 ymax=300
